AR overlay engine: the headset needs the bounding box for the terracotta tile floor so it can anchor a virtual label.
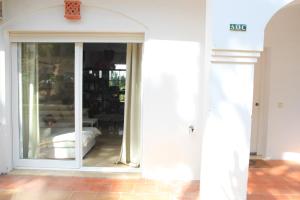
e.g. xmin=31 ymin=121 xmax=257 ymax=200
xmin=0 ymin=160 xmax=300 ymax=200
xmin=0 ymin=175 xmax=199 ymax=200
xmin=248 ymin=160 xmax=300 ymax=200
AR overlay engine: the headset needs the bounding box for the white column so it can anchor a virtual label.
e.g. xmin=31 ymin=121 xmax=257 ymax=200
xmin=200 ymin=49 xmax=260 ymax=200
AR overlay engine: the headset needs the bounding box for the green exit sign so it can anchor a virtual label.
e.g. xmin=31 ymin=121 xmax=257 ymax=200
xmin=230 ymin=24 xmax=247 ymax=32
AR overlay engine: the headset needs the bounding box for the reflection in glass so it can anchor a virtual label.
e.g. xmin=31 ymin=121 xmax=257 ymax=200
xmin=20 ymin=43 xmax=75 ymax=160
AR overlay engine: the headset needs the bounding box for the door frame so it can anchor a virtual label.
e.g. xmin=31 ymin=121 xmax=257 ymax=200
xmin=11 ymin=42 xmax=82 ymax=169
xmin=10 ymin=32 xmax=144 ymax=171
xmin=250 ymin=48 xmax=270 ymax=157
xmin=250 ymin=52 xmax=262 ymax=154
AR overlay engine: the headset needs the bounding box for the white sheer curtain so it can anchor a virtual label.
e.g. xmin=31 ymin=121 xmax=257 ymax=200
xmin=118 ymin=43 xmax=142 ymax=167
xmin=21 ymin=43 xmax=40 ymax=159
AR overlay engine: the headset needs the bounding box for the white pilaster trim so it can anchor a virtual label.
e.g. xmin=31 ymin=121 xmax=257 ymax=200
xmin=211 ymin=49 xmax=261 ymax=64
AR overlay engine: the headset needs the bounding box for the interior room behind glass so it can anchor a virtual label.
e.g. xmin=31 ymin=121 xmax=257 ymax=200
xmin=20 ymin=43 xmax=76 ymax=160
xmin=82 ymin=43 xmax=127 ymax=167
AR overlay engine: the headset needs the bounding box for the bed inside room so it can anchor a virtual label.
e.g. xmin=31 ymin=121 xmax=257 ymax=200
xmin=35 ymin=43 xmax=127 ymax=163
xmin=19 ymin=41 xmax=142 ymax=168
xmin=81 ymin=43 xmax=127 ymax=167
xmin=20 ymin=43 xmax=102 ymax=160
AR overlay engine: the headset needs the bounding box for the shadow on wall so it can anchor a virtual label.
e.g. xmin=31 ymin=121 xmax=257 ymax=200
xmin=141 ymin=39 xmax=203 ymax=181
xmin=142 ymin=73 xmax=199 ymax=181
xmin=0 ymin=51 xmax=5 ymax=124
xmin=200 ymin=62 xmax=253 ymax=199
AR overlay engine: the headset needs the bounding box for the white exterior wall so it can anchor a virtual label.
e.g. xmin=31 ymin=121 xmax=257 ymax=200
xmin=210 ymin=0 xmax=296 ymax=50
xmin=264 ymin=4 xmax=300 ymax=160
xmin=200 ymin=0 xmax=298 ymax=199
xmin=0 ymin=0 xmax=206 ymax=180
xmin=1 ymin=0 xmax=300 ymax=198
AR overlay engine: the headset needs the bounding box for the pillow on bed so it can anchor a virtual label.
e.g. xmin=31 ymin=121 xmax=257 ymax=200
xmin=83 ymin=127 xmax=101 ymax=136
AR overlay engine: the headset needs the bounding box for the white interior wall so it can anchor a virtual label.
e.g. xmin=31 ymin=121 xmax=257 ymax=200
xmin=263 ymin=4 xmax=300 ymax=160
xmin=0 ymin=0 xmax=206 ymax=180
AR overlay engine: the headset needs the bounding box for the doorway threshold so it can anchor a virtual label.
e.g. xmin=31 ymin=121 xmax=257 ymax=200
xmin=10 ymin=167 xmax=142 ymax=179
xmin=79 ymin=166 xmax=141 ymax=173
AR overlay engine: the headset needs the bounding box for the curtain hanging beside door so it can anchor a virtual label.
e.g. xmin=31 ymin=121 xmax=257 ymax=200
xmin=118 ymin=43 xmax=143 ymax=167
xmin=21 ymin=43 xmax=40 ymax=159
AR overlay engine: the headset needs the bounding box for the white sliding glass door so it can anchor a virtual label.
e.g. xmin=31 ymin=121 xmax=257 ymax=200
xmin=12 ymin=42 xmax=82 ymax=169
xmin=11 ymin=37 xmax=143 ymax=170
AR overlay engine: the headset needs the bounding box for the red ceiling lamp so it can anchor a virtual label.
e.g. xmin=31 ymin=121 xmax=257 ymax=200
xmin=64 ymin=0 xmax=81 ymax=20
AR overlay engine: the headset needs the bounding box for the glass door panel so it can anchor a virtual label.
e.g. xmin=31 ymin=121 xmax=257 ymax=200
xmin=19 ymin=43 xmax=76 ymax=161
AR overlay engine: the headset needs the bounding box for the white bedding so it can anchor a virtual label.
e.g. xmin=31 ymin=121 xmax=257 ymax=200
xmin=38 ymin=127 xmax=101 ymax=159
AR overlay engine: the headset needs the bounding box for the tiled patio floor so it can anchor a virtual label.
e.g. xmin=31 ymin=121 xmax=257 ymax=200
xmin=0 ymin=160 xmax=300 ymax=200
xmin=248 ymin=160 xmax=300 ymax=200
xmin=0 ymin=175 xmax=199 ymax=200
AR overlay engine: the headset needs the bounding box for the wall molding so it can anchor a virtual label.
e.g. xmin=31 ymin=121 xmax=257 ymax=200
xmin=211 ymin=49 xmax=261 ymax=64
